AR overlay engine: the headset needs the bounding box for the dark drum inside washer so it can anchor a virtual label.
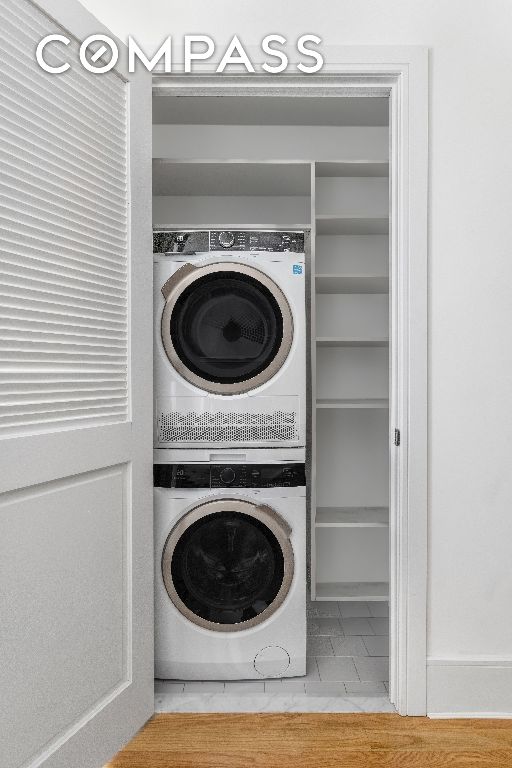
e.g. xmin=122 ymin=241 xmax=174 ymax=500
xmin=169 ymin=271 xmax=284 ymax=384
xmin=170 ymin=510 xmax=285 ymax=625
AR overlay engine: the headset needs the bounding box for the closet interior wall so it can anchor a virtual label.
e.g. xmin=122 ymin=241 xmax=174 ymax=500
xmin=151 ymin=92 xmax=390 ymax=604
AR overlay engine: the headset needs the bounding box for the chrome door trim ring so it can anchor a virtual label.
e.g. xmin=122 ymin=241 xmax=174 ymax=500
xmin=161 ymin=262 xmax=294 ymax=395
xmin=161 ymin=498 xmax=295 ymax=633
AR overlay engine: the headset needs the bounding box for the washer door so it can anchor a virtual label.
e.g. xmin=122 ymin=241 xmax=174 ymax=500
xmin=161 ymin=262 xmax=293 ymax=395
xmin=161 ymin=499 xmax=294 ymax=632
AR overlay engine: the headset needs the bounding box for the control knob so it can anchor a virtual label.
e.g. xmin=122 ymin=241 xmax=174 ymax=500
xmin=220 ymin=467 xmax=236 ymax=485
xmin=218 ymin=231 xmax=235 ymax=248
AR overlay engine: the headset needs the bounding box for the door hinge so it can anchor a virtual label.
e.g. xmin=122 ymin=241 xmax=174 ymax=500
xmin=394 ymin=428 xmax=401 ymax=446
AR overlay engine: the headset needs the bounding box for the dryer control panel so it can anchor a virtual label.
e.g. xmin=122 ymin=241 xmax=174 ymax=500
xmin=154 ymin=463 xmax=306 ymax=489
xmin=153 ymin=230 xmax=305 ymax=254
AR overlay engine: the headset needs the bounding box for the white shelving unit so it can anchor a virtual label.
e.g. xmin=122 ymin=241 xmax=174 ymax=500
xmin=311 ymin=157 xmax=390 ymax=603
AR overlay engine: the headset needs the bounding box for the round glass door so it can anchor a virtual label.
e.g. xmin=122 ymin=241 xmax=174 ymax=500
xmin=161 ymin=263 xmax=293 ymax=394
xmin=161 ymin=499 xmax=294 ymax=631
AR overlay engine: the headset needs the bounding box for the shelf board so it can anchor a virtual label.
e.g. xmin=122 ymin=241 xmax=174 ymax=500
xmin=316 ymin=274 xmax=388 ymax=294
xmin=316 ymin=507 xmax=389 ymax=528
xmin=316 ymin=581 xmax=389 ymax=601
xmin=154 ymin=223 xmax=311 ymax=232
xmin=316 ymin=398 xmax=389 ymax=409
xmin=316 ymin=337 xmax=389 ymax=348
xmin=316 ymin=161 xmax=389 ymax=178
xmin=152 ymin=160 xmax=310 ymax=196
xmin=316 ymin=216 xmax=389 ymax=236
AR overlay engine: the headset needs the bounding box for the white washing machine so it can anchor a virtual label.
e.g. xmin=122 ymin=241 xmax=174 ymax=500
xmin=153 ymin=230 xmax=307 ymax=457
xmin=154 ymin=460 xmax=307 ymax=680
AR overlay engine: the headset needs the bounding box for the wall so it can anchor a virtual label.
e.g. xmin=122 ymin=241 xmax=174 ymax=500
xmin=80 ymin=0 xmax=512 ymax=715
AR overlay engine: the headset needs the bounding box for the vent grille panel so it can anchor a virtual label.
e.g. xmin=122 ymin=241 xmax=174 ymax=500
xmin=157 ymin=398 xmax=300 ymax=444
xmin=0 ymin=0 xmax=128 ymax=437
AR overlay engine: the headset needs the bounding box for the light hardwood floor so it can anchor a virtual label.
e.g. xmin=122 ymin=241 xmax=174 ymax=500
xmin=107 ymin=713 xmax=512 ymax=767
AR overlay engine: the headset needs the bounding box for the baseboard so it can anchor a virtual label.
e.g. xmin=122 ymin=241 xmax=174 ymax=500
xmin=429 ymin=712 xmax=512 ymax=719
xmin=427 ymin=657 xmax=512 ymax=717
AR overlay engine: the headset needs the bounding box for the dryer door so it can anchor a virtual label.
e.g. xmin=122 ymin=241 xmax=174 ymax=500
xmin=160 ymin=262 xmax=293 ymax=394
xmin=161 ymin=498 xmax=294 ymax=631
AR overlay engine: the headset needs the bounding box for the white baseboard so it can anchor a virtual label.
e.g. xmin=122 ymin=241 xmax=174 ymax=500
xmin=427 ymin=658 xmax=512 ymax=717
xmin=429 ymin=712 xmax=512 ymax=719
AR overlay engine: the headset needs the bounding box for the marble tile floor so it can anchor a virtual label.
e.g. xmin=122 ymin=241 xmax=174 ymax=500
xmin=155 ymin=601 xmax=393 ymax=713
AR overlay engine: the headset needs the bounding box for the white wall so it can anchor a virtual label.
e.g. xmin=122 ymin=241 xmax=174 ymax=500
xmin=80 ymin=0 xmax=512 ymax=713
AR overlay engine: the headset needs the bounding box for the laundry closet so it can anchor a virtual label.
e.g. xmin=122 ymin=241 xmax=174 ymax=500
xmin=152 ymin=89 xmax=391 ymax=706
xmin=1 ymin=3 xmax=432 ymax=761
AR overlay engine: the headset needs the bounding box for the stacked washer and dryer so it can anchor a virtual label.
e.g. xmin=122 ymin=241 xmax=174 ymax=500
xmin=153 ymin=229 xmax=307 ymax=681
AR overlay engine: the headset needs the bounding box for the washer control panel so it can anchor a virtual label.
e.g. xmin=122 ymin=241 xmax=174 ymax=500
xmin=153 ymin=230 xmax=305 ymax=254
xmin=154 ymin=463 xmax=306 ymax=489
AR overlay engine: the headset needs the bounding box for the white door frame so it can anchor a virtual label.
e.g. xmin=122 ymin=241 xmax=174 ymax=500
xmin=154 ymin=46 xmax=428 ymax=716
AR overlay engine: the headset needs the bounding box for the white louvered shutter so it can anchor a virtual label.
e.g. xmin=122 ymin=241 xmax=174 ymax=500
xmin=0 ymin=1 xmax=154 ymax=767
xmin=0 ymin=0 xmax=129 ymax=434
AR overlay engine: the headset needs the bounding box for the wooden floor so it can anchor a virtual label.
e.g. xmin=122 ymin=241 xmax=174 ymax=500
xmin=107 ymin=713 xmax=512 ymax=768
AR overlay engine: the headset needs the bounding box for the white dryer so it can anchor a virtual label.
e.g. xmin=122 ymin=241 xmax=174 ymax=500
xmin=154 ymin=460 xmax=306 ymax=680
xmin=153 ymin=230 xmax=306 ymax=455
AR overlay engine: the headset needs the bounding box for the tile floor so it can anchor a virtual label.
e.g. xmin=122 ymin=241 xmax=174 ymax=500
xmin=155 ymin=601 xmax=391 ymax=712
